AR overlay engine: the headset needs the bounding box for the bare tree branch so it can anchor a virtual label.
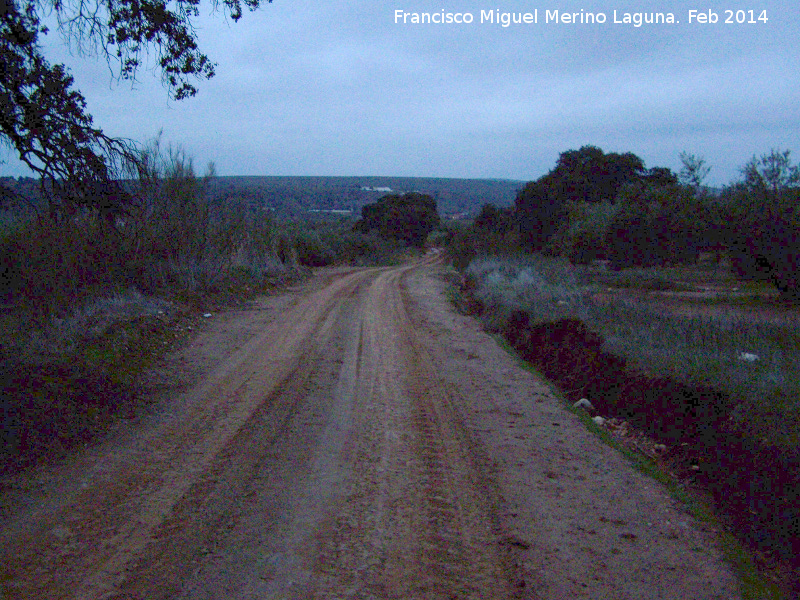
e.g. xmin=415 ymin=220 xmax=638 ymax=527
xmin=1 ymin=0 xmax=265 ymax=209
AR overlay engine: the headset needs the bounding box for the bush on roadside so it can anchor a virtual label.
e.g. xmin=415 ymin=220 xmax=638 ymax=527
xmin=545 ymin=201 xmax=618 ymax=264
xmin=0 ymin=214 xmax=127 ymax=321
xmin=292 ymin=229 xmax=335 ymax=267
xmin=314 ymin=223 xmax=407 ymax=265
xmin=444 ymin=204 xmax=519 ymax=270
xmin=721 ymin=185 xmax=800 ymax=299
xmin=604 ymin=184 xmax=711 ymax=269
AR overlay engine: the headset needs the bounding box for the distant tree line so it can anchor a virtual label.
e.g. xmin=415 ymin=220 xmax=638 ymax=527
xmin=454 ymin=145 xmax=800 ymax=299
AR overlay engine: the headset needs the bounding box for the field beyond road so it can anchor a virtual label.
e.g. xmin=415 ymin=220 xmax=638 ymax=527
xmin=0 ymin=252 xmax=740 ymax=599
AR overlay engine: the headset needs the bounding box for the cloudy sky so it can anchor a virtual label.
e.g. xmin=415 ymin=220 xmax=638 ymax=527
xmin=2 ymin=0 xmax=799 ymax=185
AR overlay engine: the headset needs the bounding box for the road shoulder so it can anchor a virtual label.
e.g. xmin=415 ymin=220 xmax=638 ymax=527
xmin=404 ymin=263 xmax=742 ymax=599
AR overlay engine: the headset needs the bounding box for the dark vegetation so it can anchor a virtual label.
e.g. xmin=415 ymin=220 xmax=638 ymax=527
xmin=449 ymin=146 xmax=800 ymax=595
xmin=2 ymin=0 xmax=274 ymax=475
xmin=206 ymin=176 xmax=519 ymax=218
xmin=354 ymin=192 xmax=440 ymax=248
xmin=0 ymin=138 xmax=445 ymax=475
xmin=515 ymin=146 xmax=675 ymax=252
xmin=452 ymin=145 xmax=800 ymax=300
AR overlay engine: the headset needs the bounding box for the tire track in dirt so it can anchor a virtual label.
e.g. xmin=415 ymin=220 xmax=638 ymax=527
xmin=391 ymin=264 xmax=525 ymax=599
xmin=403 ymin=262 xmax=742 ymax=600
xmin=298 ymin=258 xmax=526 ymax=599
xmin=156 ymin=253 xmax=527 ymax=599
xmin=0 ymin=267 xmax=381 ymax=600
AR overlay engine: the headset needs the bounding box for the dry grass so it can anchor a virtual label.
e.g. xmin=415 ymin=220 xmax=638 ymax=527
xmin=466 ymin=256 xmax=800 ymax=448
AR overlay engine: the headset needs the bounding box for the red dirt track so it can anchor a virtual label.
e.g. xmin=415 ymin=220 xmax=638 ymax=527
xmin=0 ymin=252 xmax=740 ymax=599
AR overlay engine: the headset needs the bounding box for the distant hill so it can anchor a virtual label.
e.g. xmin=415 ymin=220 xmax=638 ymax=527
xmin=207 ymin=176 xmax=523 ymax=219
xmin=1 ymin=175 xmax=524 ymax=220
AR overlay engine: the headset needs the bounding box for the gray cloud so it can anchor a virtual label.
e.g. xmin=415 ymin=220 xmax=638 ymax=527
xmin=2 ymin=0 xmax=798 ymax=185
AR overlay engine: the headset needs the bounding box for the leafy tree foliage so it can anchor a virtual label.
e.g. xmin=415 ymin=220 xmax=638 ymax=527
xmin=473 ymin=203 xmax=514 ymax=234
xmin=545 ymin=201 xmax=619 ymax=265
xmin=721 ymin=169 xmax=800 ymax=299
xmin=354 ymin=192 xmax=440 ymax=248
xmin=514 ymin=145 xmax=677 ymax=252
xmin=548 ymin=145 xmax=647 ymax=204
xmin=740 ymin=148 xmax=800 ymax=200
xmin=509 ymin=144 xmax=798 ymax=300
xmin=642 ymin=166 xmax=679 ymax=188
xmin=514 ymin=180 xmax=566 ymax=252
xmin=0 ymin=0 xmax=264 ymax=208
xmin=1 ymin=1 xmax=133 ymax=206
xmin=605 ymin=183 xmax=713 ymax=268
xmin=443 ymin=203 xmax=518 ymax=270
xmin=678 ymin=151 xmax=711 ymax=191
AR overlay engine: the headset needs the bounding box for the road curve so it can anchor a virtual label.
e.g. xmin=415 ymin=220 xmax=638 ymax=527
xmin=1 ymin=252 xmax=740 ymax=599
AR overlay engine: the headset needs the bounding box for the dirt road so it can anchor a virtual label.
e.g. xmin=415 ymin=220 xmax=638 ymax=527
xmin=1 ymin=253 xmax=740 ymax=599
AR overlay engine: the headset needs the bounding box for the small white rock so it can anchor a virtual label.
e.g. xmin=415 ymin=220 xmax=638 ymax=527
xmin=203 ymin=313 xmax=213 ymax=318
xmin=738 ymin=352 xmax=759 ymax=362
xmin=592 ymin=416 xmax=606 ymax=426
xmin=51 ymin=526 xmax=71 ymax=541
xmin=573 ymin=398 xmax=596 ymax=412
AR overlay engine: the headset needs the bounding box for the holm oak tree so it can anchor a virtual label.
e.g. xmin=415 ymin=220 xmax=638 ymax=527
xmin=0 ymin=0 xmax=266 ymax=208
